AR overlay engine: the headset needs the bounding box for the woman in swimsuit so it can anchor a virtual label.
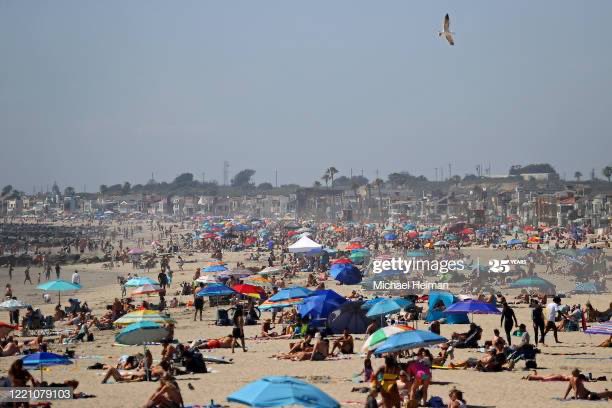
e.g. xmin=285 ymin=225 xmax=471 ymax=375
xmin=448 ymin=389 xmax=467 ymax=408
xmin=373 ymin=356 xmax=401 ymax=408
xmin=408 ymin=359 xmax=431 ymax=406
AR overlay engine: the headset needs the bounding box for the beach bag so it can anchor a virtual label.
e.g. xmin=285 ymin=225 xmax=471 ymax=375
xmin=215 ymin=309 xmax=230 ymax=326
xmin=428 ymin=397 xmax=445 ymax=408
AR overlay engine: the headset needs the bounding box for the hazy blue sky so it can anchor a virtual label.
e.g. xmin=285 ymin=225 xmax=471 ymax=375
xmin=1 ymin=1 xmax=611 ymax=192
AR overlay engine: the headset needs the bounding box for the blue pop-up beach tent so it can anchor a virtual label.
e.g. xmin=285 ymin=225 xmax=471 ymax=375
xmin=424 ymin=291 xmax=469 ymax=324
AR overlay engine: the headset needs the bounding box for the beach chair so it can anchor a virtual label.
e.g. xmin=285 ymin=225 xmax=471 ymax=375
xmin=215 ymin=309 xmax=231 ymax=326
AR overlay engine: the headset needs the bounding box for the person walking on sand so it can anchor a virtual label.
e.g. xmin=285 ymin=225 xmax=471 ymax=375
xmin=193 ymin=284 xmax=204 ymax=321
xmin=55 ymin=263 xmax=61 ymax=279
xmin=231 ymin=304 xmax=247 ymax=353
xmin=24 ymin=266 xmax=32 ymax=285
xmin=544 ymin=296 xmax=565 ymax=344
xmin=71 ymin=270 xmax=80 ymax=285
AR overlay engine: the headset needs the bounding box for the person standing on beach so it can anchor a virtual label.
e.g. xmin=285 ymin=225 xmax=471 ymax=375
xmin=23 ymin=266 xmax=32 ymax=285
xmin=543 ymin=296 xmax=564 ymax=344
xmin=532 ymin=303 xmax=546 ymax=345
xmin=193 ymin=284 xmax=204 ymax=321
xmin=55 ymin=263 xmax=61 ymax=279
xmin=231 ymin=305 xmax=247 ymax=353
xmin=45 ymin=263 xmax=51 ymax=280
xmin=71 ymin=270 xmax=80 ymax=285
xmin=500 ymin=302 xmax=518 ymax=345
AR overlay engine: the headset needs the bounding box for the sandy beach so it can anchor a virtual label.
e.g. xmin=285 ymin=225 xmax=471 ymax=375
xmin=0 ymin=220 xmax=609 ymax=408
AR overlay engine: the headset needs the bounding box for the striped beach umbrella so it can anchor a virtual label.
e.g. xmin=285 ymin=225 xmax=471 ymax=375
xmin=115 ymin=321 xmax=169 ymax=345
xmin=361 ymin=325 xmax=415 ymax=351
xmin=114 ymin=310 xmax=176 ymax=326
xmin=131 ymin=284 xmax=162 ymax=296
xmin=259 ymin=298 xmax=304 ymax=310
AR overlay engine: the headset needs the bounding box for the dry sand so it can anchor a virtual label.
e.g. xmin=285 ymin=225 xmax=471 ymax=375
xmin=0 ymin=222 xmax=610 ymax=408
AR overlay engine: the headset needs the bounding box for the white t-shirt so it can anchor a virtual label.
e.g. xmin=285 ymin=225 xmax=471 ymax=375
xmin=72 ymin=273 xmax=80 ymax=285
xmin=546 ymin=302 xmax=559 ymax=322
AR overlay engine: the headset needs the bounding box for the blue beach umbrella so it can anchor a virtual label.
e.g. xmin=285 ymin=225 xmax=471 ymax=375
xmin=196 ymin=284 xmax=237 ymax=297
xmin=383 ymin=233 xmax=398 ymax=241
xmin=125 ymin=277 xmax=158 ymax=287
xmin=22 ymin=352 xmax=73 ymax=381
xmin=269 ymin=287 xmax=313 ymax=302
xmin=507 ymin=238 xmax=523 ymax=246
xmin=37 ymin=280 xmax=81 ymax=304
xmin=115 ymin=321 xmax=169 ymax=345
xmin=366 ymin=298 xmax=412 ymax=318
xmin=510 ymin=276 xmax=555 ymax=289
xmin=227 ymin=376 xmax=340 ymax=408
xmin=298 ymin=290 xmax=346 ymax=320
xmin=330 ymin=263 xmax=362 ymax=285
xmin=444 ymin=299 xmax=500 ymax=314
xmin=203 ymin=265 xmax=228 ymax=273
xmin=374 ymin=330 xmax=447 ymax=355
xmin=361 ymin=297 xmax=386 ymax=310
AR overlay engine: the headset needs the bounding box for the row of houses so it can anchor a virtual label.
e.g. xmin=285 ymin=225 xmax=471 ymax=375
xmin=2 ymin=181 xmax=611 ymax=228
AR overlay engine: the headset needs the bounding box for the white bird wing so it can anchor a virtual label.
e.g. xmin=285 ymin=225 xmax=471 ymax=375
xmin=445 ymin=32 xmax=455 ymax=46
xmin=443 ymin=13 xmax=450 ymax=32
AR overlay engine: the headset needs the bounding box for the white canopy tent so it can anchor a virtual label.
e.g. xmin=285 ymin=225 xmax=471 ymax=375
xmin=288 ymin=236 xmax=323 ymax=254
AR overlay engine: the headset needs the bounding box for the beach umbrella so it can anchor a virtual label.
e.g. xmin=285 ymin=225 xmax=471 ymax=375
xmin=232 ymin=284 xmax=266 ymax=298
xmin=125 ymin=277 xmax=158 ymax=287
xmin=330 ymin=263 xmax=362 ymax=285
xmin=113 ymin=310 xmax=176 ymax=326
xmin=22 ymin=352 xmax=73 ymax=382
xmin=258 ymin=266 xmax=285 ymax=276
xmin=346 ymin=242 xmax=364 ymax=250
xmin=0 ymin=322 xmax=17 ymax=337
xmin=227 ymin=376 xmax=340 ymax=408
xmin=362 ymin=325 xmax=415 ymax=351
xmin=0 ymin=299 xmax=31 ymax=311
xmin=434 ymin=240 xmax=449 ymax=247
xmin=406 ymin=230 xmax=418 ymax=239
xmin=298 ymin=290 xmax=346 ymax=320
xmin=328 ymin=301 xmax=372 ymax=334
xmin=349 ymin=252 xmax=366 ymax=264
xmin=383 ymin=233 xmax=398 ymax=241
xmin=374 ymin=330 xmax=447 ymax=355
xmin=366 ymin=298 xmax=412 ymax=318
xmin=131 ymin=284 xmax=162 ymax=296
xmin=196 ymin=284 xmax=237 ymax=297
xmin=115 ymin=321 xmax=169 ymax=345
xmin=510 ymin=276 xmax=555 ymax=290
xmin=331 ymin=258 xmax=353 ymax=265
xmin=37 ymin=280 xmax=81 ymax=304
xmin=361 ymin=297 xmax=386 ymax=310
xmin=506 ymin=238 xmax=523 ymax=246
xmin=220 ymin=269 xmax=253 ymax=279
xmin=574 ymin=282 xmax=599 ymax=294
xmin=259 ymin=298 xmax=304 ymax=310
xmin=584 ymin=321 xmax=612 ymax=335
xmin=268 ymin=287 xmax=313 ymax=302
xmin=195 ymin=275 xmax=219 ymax=284
xmin=444 ymin=299 xmax=500 ymax=322
xmin=204 ymin=265 xmax=228 ymax=273
xmin=128 ymin=248 xmax=145 ymax=255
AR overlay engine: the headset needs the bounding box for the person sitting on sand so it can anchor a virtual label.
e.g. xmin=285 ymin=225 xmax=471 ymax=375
xmin=1 ymin=338 xmax=20 ymax=357
xmin=330 ymin=328 xmax=354 ymax=355
xmin=8 ymin=359 xmax=38 ymax=387
xmin=564 ymin=368 xmax=612 ymax=400
xmin=24 ymin=335 xmax=47 ymax=352
xmin=449 ymin=347 xmax=496 ymax=369
xmin=448 ymin=388 xmax=467 ymax=408
xmin=144 ymin=373 xmax=184 ymax=408
xmin=161 ymin=340 xmax=176 ymax=365
xmin=396 ymin=370 xmax=411 ymax=404
xmin=101 ymin=350 xmax=156 ymax=383
xmin=259 ymin=318 xmax=278 ymax=338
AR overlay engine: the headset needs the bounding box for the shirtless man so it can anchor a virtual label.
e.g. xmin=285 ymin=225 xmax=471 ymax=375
xmin=564 ymin=368 xmax=612 ymax=400
xmin=144 ymin=374 xmax=184 ymax=408
xmin=330 ymin=328 xmax=354 ymax=355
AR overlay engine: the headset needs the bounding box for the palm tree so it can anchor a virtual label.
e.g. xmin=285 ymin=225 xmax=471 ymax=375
xmin=321 ymin=173 xmax=330 ymax=188
xmin=603 ymin=166 xmax=612 ymax=183
xmin=313 ymin=181 xmax=322 ymax=188
xmin=373 ymin=178 xmax=384 ymax=220
xmin=325 ymin=167 xmax=339 ymax=220
xmin=574 ymin=171 xmax=582 ymax=182
xmin=351 ymin=182 xmax=361 ymax=216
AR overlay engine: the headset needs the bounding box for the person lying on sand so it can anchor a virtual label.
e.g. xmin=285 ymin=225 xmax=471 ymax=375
xmin=189 ymin=335 xmax=234 ymax=350
xmin=1 ymin=338 xmax=21 ymax=357
xmin=522 ymin=371 xmax=571 ymax=381
xmin=564 ymin=368 xmax=612 ymax=401
xmin=449 ymin=347 xmax=496 ymax=369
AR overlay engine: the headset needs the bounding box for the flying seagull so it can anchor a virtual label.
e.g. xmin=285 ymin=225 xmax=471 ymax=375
xmin=439 ymin=13 xmax=455 ymax=46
